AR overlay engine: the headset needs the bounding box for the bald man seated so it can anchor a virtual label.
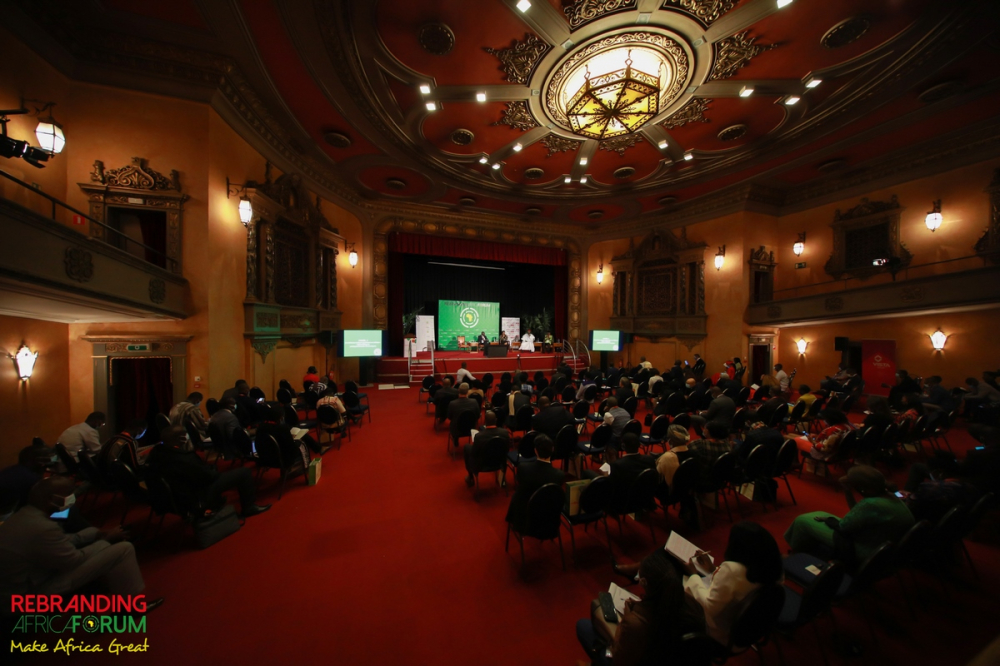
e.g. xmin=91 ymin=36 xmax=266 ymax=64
xmin=0 ymin=476 xmax=162 ymax=609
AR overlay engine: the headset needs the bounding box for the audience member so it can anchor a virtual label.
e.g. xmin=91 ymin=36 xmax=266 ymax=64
xmin=220 ymin=379 xmax=248 ymax=403
xmin=169 ymin=392 xmax=208 ymax=438
xmin=303 ymin=366 xmax=320 ymax=387
xmin=795 ymin=385 xmax=818 ymax=409
xmin=147 ymin=426 xmax=270 ymax=518
xmin=456 ymin=361 xmax=475 ymax=386
xmin=655 ymin=425 xmax=692 ymax=486
xmin=57 ymin=412 xmax=105 ymax=459
xmin=692 ymin=354 xmax=706 ymax=380
xmin=784 ymin=465 xmax=914 ymax=566
xmin=463 ymin=411 xmax=511 ymax=487
xmin=532 ymin=396 xmax=573 ymax=441
xmin=505 ymin=435 xmax=564 ymax=533
xmin=505 ymin=386 xmax=533 ymax=429
xmin=690 ymin=387 xmax=736 ymax=432
xmin=97 ymin=420 xmax=148 ymax=473
xmin=317 ymin=386 xmax=347 ymax=425
xmin=919 ymin=376 xmax=956 ymax=414
xmin=434 ymin=376 xmax=460 ymax=423
xmin=773 ymin=363 xmax=789 ymax=394
xmin=897 ymin=393 xmax=923 ymax=425
xmin=447 ymin=383 xmax=480 ymax=440
xmin=734 ymin=420 xmax=785 ymax=462
xmin=885 ymin=370 xmax=921 ymax=409
xmin=902 ymin=456 xmax=979 ymax=523
xmin=602 ymin=397 xmax=631 ymax=441
xmin=0 ymin=445 xmax=53 ymax=514
xmin=749 ymin=396 xmax=785 ymax=426
xmin=688 ymin=422 xmax=734 ymax=483
xmin=601 ymin=433 xmax=655 ymax=512
xmin=615 ymin=377 xmax=635 ymax=406
xmin=963 ymin=376 xmax=1000 ymax=417
xmin=256 ymin=406 xmax=319 ymax=468
xmin=209 ymin=396 xmax=242 ymax=449
xmin=794 ymin=409 xmax=853 ymax=460
xmin=862 ymin=396 xmax=894 ymax=435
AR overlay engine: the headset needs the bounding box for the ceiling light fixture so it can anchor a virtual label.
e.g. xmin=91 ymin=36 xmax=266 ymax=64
xmin=784 ymin=95 xmax=801 ymax=106
xmin=419 ymin=84 xmax=431 ymax=95
xmin=11 ymin=343 xmax=37 ymax=381
xmin=580 ymin=175 xmax=588 ymax=184
xmin=491 ymin=163 xmax=501 ymax=170
xmin=714 ymin=245 xmax=725 ymax=271
xmin=478 ymin=156 xmax=488 ymax=164
xmin=476 ymin=92 xmax=487 ymax=102
xmin=777 ymin=0 xmax=794 ymax=7
xmin=739 ymin=85 xmax=754 ymax=98
xmin=805 ymin=77 xmax=822 ymax=89
xmin=793 ymin=231 xmax=806 ymax=256
xmin=425 ymin=101 xmax=437 ymax=111
xmin=683 ymin=151 xmax=694 ymax=161
xmin=513 ymin=143 xmax=523 ymax=152
xmin=657 ymin=139 xmax=668 ymax=150
xmin=925 ymin=199 xmax=943 ymax=232
xmin=566 ymin=50 xmax=661 ymax=140
xmin=516 ymin=0 xmax=531 ymax=12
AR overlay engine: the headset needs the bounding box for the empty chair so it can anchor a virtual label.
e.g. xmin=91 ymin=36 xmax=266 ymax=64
xmin=507 ymin=430 xmax=539 ymax=478
xmin=108 ymin=460 xmax=148 ymax=525
xmin=54 ymin=443 xmax=79 ymax=476
xmin=505 ymin=483 xmax=566 ymax=571
xmin=606 ymin=468 xmax=659 ymax=543
xmin=622 ymin=419 xmax=642 ymax=439
xmin=344 ymin=380 xmax=370 ymax=418
xmin=561 ymin=475 xmax=612 ymax=561
xmin=714 ymin=584 xmax=785 ymax=662
xmin=342 ymin=390 xmax=370 ymax=427
xmin=448 ymin=409 xmax=480 ymax=453
xmin=588 ymin=398 xmax=609 ymax=425
xmin=511 ymin=404 xmax=534 ymax=438
xmin=253 ymin=433 xmax=306 ymax=500
xmin=771 ymin=439 xmax=800 ymax=505
xmin=572 ymin=400 xmax=590 ymax=430
xmin=552 ymin=424 xmax=579 ymax=470
xmin=623 ymin=396 xmax=638 ymax=418
xmin=700 ymin=452 xmax=739 ymax=522
xmin=560 ymin=385 xmax=577 ymax=404
xmin=671 ymin=413 xmax=692 ymax=430
xmin=640 ymin=414 xmax=670 ymax=453
xmin=578 ymin=423 xmax=613 ymax=463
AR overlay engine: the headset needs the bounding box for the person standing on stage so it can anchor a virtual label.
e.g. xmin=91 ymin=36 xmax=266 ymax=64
xmin=519 ymin=328 xmax=536 ymax=353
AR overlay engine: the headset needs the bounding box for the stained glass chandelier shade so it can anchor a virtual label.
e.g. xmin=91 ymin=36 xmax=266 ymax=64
xmin=566 ymin=52 xmax=660 ymax=140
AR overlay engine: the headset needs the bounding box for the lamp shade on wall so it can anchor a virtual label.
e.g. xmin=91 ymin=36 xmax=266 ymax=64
xmin=925 ymin=200 xmax=942 ymax=232
xmin=929 ymin=330 xmax=947 ymax=350
xmin=35 ymin=120 xmax=65 ymax=154
xmin=596 ymin=263 xmax=604 ymax=284
xmin=238 ymin=197 xmax=253 ymax=225
xmin=795 ymin=338 xmax=808 ymax=354
xmin=13 ymin=344 xmax=38 ymax=380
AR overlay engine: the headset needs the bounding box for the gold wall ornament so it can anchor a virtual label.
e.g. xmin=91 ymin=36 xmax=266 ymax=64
xmin=599 ymin=133 xmax=643 ymax=156
xmin=563 ymin=0 xmax=637 ymax=30
xmin=96 ymin=156 xmax=181 ymax=191
xmin=251 ymin=340 xmax=277 ymax=363
xmin=492 ymin=101 xmax=539 ymax=132
xmin=483 ymin=33 xmax=550 ymax=85
xmin=663 ymin=0 xmax=738 ymax=26
xmin=660 ymin=98 xmax=711 ymax=129
xmin=709 ymin=31 xmax=776 ymax=81
xmin=148 ymin=278 xmax=166 ymax=304
xmin=540 ymin=134 xmax=583 ymax=156
xmin=64 ymin=247 xmax=94 ymax=283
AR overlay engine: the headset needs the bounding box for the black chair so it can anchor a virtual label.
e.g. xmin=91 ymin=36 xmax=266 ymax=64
xmin=344 ymin=380 xmax=370 ymax=419
xmin=783 ymin=401 xmax=808 ymax=432
xmin=583 ymin=384 xmax=598 ymax=404
xmin=143 ymin=473 xmax=198 ymax=544
xmin=54 ymin=443 xmax=79 ymax=476
xmin=802 ymin=398 xmax=827 ymax=433
xmin=109 ymin=460 xmax=149 ymax=526
xmin=777 ymin=562 xmax=847 ymax=666
xmin=623 ymin=396 xmax=638 ymax=418
xmin=588 ymin=398 xmax=609 ymax=424
xmin=700 ymin=452 xmax=739 ymax=522
xmin=481 ymin=373 xmax=494 ymax=397
xmin=560 ymin=385 xmax=577 ymax=404
xmin=253 ymin=433 xmax=306 ymax=500
xmin=448 ymin=409 xmax=480 ymax=453
xmin=500 ymin=371 xmax=511 ymax=386
xmin=511 ymin=404 xmax=534 ymax=438
xmin=731 ymin=408 xmax=750 ymax=436
xmin=657 ymin=457 xmax=700 ymax=520
xmin=507 ymin=431 xmax=539 ymax=478
xmin=154 ymin=412 xmax=171 ymax=434
xmin=771 ymin=439 xmax=800 ymax=505
xmin=675 ymin=632 xmax=723 ymax=666
xmin=561 ymin=475 xmax=612 ymax=561
xmin=505 ymin=483 xmax=566 ymax=571
xmin=76 ymin=449 xmax=117 ymax=508
xmin=622 ymin=419 xmax=642 ymax=439
xmin=716 ymin=584 xmax=785 ymax=661
xmin=671 ymin=412 xmax=692 ymax=430
xmin=472 ymin=435 xmax=510 ymax=499
xmin=659 ymin=392 xmax=686 ymax=417
xmin=578 ymin=423 xmax=613 ymax=463
xmin=607 ymin=468 xmax=659 ymax=543
xmin=572 ymin=400 xmax=590 ymax=431
xmin=419 ymin=375 xmax=435 ymax=403
xmin=766 ymin=407 xmax=786 ymax=430
xmin=735 ymin=444 xmax=775 ymax=511
xmin=803 ymin=430 xmax=858 ymax=480
xmin=736 ymin=386 xmax=751 ymax=406
xmin=854 ymin=425 xmax=880 ymax=463
xmin=317 ymin=404 xmax=350 ymax=449
xmin=342 ymin=390 xmax=370 ymax=427
xmin=640 ymin=414 xmax=670 ymax=453
xmin=890 ymin=519 xmax=932 ymax=611
xmin=490 ymin=390 xmax=508 ymax=411
xmin=552 ymin=424 xmax=578 ymax=470
xmin=230 ymin=427 xmax=256 ymax=462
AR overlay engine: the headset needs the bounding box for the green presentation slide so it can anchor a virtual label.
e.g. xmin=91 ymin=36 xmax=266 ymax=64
xmin=343 ymin=330 xmax=383 ymax=357
xmin=591 ymin=330 xmax=621 ymax=352
xmin=438 ymin=300 xmax=500 ymax=350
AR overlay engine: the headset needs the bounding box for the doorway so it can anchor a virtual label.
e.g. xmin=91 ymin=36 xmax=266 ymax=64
xmin=750 ymin=343 xmax=771 ymax=386
xmin=110 ymin=357 xmax=174 ymax=444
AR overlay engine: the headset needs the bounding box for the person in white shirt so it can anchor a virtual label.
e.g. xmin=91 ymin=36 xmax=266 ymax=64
xmin=456 ymin=361 xmax=475 ymax=386
xmin=680 ymin=522 xmax=783 ymax=645
xmin=57 ymin=412 xmax=105 ymax=459
xmin=519 ymin=328 xmax=536 ymax=352
xmin=773 ymin=363 xmax=789 ymax=393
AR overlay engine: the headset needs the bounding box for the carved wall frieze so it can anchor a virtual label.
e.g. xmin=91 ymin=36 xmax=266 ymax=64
xmin=599 ymin=134 xmax=643 ymax=156
xmin=492 ymin=101 xmax=539 ymax=132
xmin=663 ymin=0 xmax=738 ymax=26
xmin=660 ymin=98 xmax=711 ymax=129
xmin=251 ymin=340 xmax=277 ymax=363
xmin=563 ymin=0 xmax=637 ymax=30
xmin=64 ymin=247 xmax=93 ymax=283
xmin=709 ymin=31 xmax=776 ymax=81
xmin=483 ymin=33 xmax=549 ymax=84
xmin=899 ymin=287 xmax=924 ymax=302
xmin=281 ymin=314 xmax=314 ymax=331
xmin=246 ymin=221 xmax=259 ymax=300
xmin=834 ymin=194 xmax=900 ymax=221
xmin=824 ymin=296 xmax=844 ymax=311
xmin=255 ymin=312 xmax=279 ymax=329
xmin=148 ymin=278 xmax=166 ymax=304
xmin=91 ymin=157 xmax=180 ymax=191
xmin=541 ymin=134 xmax=583 ymax=156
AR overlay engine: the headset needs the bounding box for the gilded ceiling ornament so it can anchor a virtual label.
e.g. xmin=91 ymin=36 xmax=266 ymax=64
xmin=483 ymin=33 xmax=550 ymax=85
xmin=540 ymin=134 xmax=582 ymax=156
xmin=663 ymin=0 xmax=738 ymax=25
xmin=492 ymin=102 xmax=539 ymax=132
xmin=660 ymin=98 xmax=711 ymax=129
xmin=563 ymin=0 xmax=637 ymax=30
xmin=708 ymin=31 xmax=776 ymax=81
xmin=599 ymin=133 xmax=643 ymax=156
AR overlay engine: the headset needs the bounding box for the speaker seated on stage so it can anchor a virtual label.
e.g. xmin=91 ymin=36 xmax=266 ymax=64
xmin=499 ymin=331 xmax=509 ymax=347
xmin=478 ymin=331 xmax=489 ymax=347
xmin=542 ymin=331 xmax=554 ymax=353
xmin=519 ymin=329 xmax=536 ymax=352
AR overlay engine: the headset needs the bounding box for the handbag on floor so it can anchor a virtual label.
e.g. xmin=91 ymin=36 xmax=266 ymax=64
xmin=194 ymin=504 xmax=241 ymax=549
xmin=307 ymin=457 xmax=322 ymax=486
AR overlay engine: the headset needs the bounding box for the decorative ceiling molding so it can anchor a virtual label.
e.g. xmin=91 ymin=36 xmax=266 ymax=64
xmin=599 ymin=133 xmax=643 ymax=156
xmin=563 ymin=0 xmax=637 ymax=30
xmin=483 ymin=33 xmax=550 ymax=85
xmin=541 ymin=134 xmax=583 ymax=156
xmin=822 ymin=16 xmax=871 ymax=49
xmin=709 ymin=31 xmax=776 ymax=81
xmin=663 ymin=0 xmax=739 ymax=26
xmin=492 ymin=101 xmax=540 ymax=131
xmin=660 ymin=98 xmax=711 ymax=129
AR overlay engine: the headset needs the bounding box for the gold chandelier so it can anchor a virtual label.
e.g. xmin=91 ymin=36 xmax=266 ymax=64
xmin=566 ymin=51 xmax=660 ymax=140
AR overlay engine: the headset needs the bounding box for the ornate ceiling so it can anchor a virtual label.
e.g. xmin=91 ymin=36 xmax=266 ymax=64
xmin=7 ymin=0 xmax=1000 ymax=229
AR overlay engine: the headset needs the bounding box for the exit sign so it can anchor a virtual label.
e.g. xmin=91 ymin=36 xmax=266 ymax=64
xmin=72 ymin=214 xmax=86 ymax=225
xmin=126 ymin=344 xmax=149 ymax=352
xmin=795 ymin=262 xmax=807 ymax=269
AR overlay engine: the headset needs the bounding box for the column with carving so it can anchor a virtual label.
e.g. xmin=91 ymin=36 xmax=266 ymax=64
xmin=329 ymin=247 xmax=338 ymax=310
xmin=315 ymin=245 xmax=325 ymax=309
xmin=696 ymin=262 xmax=706 ymax=314
xmin=245 ymin=219 xmax=259 ymax=301
xmin=262 ymin=222 xmax=276 ymax=303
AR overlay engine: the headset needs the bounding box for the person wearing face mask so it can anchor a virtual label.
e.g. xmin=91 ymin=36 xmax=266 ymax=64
xmin=0 ymin=476 xmax=163 ymax=609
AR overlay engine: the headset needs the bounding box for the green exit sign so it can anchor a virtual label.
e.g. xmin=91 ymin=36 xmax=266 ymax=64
xmin=795 ymin=262 xmax=807 ymax=269
xmin=126 ymin=344 xmax=149 ymax=352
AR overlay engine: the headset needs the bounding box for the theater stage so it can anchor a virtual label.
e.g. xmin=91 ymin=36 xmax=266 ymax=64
xmin=375 ymin=350 xmax=585 ymax=384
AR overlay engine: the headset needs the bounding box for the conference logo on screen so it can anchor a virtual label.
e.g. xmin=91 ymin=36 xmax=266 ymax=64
xmin=9 ymin=594 xmax=151 ymax=655
xmin=459 ymin=307 xmax=480 ymax=329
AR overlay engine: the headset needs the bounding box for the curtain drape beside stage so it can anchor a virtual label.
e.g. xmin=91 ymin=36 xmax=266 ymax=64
xmin=553 ymin=265 xmax=567 ymax=342
xmin=388 ymin=251 xmax=405 ymax=353
xmin=389 ymin=233 xmax=567 ymax=266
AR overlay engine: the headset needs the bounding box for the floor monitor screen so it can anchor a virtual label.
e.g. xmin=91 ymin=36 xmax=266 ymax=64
xmin=341 ymin=330 xmax=384 ymax=357
xmin=590 ymin=330 xmax=621 ymax=352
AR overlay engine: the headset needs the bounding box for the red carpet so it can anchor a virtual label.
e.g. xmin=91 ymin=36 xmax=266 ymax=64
xmin=25 ymin=389 xmax=1000 ymax=665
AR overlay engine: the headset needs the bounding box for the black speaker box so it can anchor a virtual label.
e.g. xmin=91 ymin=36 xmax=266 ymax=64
xmin=834 ymin=336 xmax=849 ymax=351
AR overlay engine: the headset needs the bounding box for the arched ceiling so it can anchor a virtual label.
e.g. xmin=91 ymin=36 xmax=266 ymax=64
xmin=8 ymin=0 xmax=1000 ymax=229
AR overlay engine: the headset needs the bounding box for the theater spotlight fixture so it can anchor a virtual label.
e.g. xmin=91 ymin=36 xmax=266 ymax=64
xmin=796 ymin=338 xmax=808 ymax=355
xmin=347 ymin=242 xmax=358 ymax=268
xmin=929 ymin=330 xmax=947 ymax=351
xmin=925 ymin=200 xmax=942 ymax=232
xmin=0 ymin=101 xmax=60 ymax=169
xmin=226 ymin=178 xmax=253 ymax=226
xmin=596 ymin=263 xmax=604 ymax=284
xmin=793 ymin=232 xmax=806 ymax=256
xmin=714 ymin=245 xmax=725 ymax=271
xmin=11 ymin=343 xmax=38 ymax=381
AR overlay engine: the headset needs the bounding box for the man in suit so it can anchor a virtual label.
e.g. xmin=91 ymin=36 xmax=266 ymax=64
xmin=0 ymin=476 xmax=161 ymax=607
xmin=505 ymin=435 xmax=565 ymax=532
xmin=209 ymin=397 xmax=241 ymax=451
xmin=690 ymin=387 xmax=736 ymax=432
xmin=147 ymin=426 xmax=270 ymax=518
xmin=256 ymin=406 xmax=318 ymax=468
xmin=463 ymin=411 xmax=511 ymax=486
xmin=531 ymin=396 xmax=573 ymax=441
xmin=604 ymin=433 xmax=655 ymax=512
xmin=434 ymin=376 xmax=460 ymax=424
xmin=615 ymin=376 xmax=635 ymax=407
xmin=692 ymin=354 xmax=706 ymax=380
xmin=447 ymin=384 xmax=480 ymax=441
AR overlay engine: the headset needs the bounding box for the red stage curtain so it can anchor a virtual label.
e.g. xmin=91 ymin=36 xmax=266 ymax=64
xmin=113 ymin=357 xmax=174 ymax=433
xmin=389 ymin=233 xmax=567 ymax=266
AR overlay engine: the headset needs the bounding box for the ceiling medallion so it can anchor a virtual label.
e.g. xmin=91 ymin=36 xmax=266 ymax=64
xmin=717 ymin=124 xmax=747 ymax=141
xmin=484 ymin=33 xmax=550 ymax=85
xmin=567 ymin=51 xmax=660 ymax=140
xmin=821 ymin=16 xmax=871 ymax=49
xmin=918 ymin=80 xmax=962 ymax=104
xmin=563 ymin=0 xmax=637 ymax=30
xmin=418 ymin=23 xmax=455 ymax=56
xmin=451 ymin=129 xmax=475 ymax=145
xmin=709 ymin=31 xmax=776 ymax=81
xmin=658 ymin=195 xmax=677 ymax=205
xmin=385 ymin=178 xmax=407 ymax=190
xmin=458 ymin=196 xmax=476 ymax=205
xmin=491 ymin=101 xmax=539 ymax=132
xmin=524 ymin=167 xmax=545 ymax=179
xmin=614 ymin=166 xmax=636 ymax=179
xmin=546 ymin=32 xmax=689 ymax=133
xmin=660 ymin=97 xmax=710 ymax=129
xmin=323 ymin=131 xmax=352 ymax=148
xmin=600 ymin=133 xmax=643 ymax=156
xmin=540 ymin=134 xmax=583 ymax=156
xmin=588 ymin=210 xmax=605 ymax=219
xmin=663 ymin=0 xmax=738 ymax=26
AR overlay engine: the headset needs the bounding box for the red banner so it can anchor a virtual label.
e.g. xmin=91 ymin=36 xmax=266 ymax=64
xmin=861 ymin=340 xmax=896 ymax=396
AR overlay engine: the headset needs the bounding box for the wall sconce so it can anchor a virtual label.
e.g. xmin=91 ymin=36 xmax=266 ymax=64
xmin=347 ymin=242 xmax=358 ymax=268
xmin=11 ymin=343 xmax=38 ymax=380
xmin=596 ymin=263 xmax=604 ymax=284
xmin=929 ymin=330 xmax=947 ymax=351
xmin=925 ymin=200 xmax=942 ymax=232
xmin=33 ymin=102 xmax=65 ymax=155
xmin=795 ymin=338 xmax=808 ymax=355
xmin=226 ymin=178 xmax=253 ymax=226
xmin=792 ymin=232 xmax=806 ymax=256
xmin=714 ymin=245 xmax=726 ymax=271
xmin=0 ymin=100 xmax=61 ymax=168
